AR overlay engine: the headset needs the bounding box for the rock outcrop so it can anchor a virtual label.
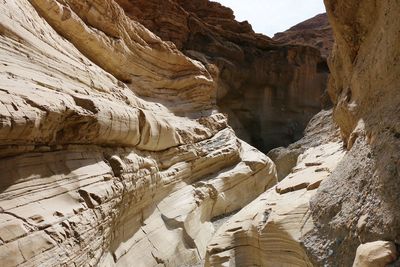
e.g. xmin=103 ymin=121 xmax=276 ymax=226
xmin=208 ymin=0 xmax=400 ymax=265
xmin=273 ymin=13 xmax=333 ymax=59
xmin=353 ymin=241 xmax=397 ymax=267
xmin=273 ymin=13 xmax=334 ymax=110
xmin=268 ymin=108 xmax=340 ymax=180
xmin=303 ymin=0 xmax=400 ymax=266
xmin=118 ymin=0 xmax=331 ymax=152
xmin=2 ymin=0 xmax=397 ymax=266
xmin=205 ymin=109 xmax=345 ymax=266
xmin=0 ymin=0 xmax=277 ymax=266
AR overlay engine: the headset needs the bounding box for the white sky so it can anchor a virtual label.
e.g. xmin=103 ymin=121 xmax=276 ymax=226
xmin=213 ymin=0 xmax=326 ymax=37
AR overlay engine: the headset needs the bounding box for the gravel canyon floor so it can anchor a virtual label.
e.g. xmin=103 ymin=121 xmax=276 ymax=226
xmin=0 ymin=0 xmax=399 ymax=267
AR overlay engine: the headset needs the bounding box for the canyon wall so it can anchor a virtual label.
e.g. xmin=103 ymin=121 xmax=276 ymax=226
xmin=0 ymin=0 xmax=277 ymax=266
xmin=1 ymin=0 xmax=396 ymax=266
xmin=199 ymin=0 xmax=400 ymax=265
xmin=205 ymin=109 xmax=344 ymax=266
xmin=273 ymin=13 xmax=333 ymax=60
xmin=117 ymin=0 xmax=331 ymax=152
xmin=302 ymin=0 xmax=400 ymax=266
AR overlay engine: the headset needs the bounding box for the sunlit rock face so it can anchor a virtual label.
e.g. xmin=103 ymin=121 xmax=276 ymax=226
xmin=302 ymin=0 xmax=400 ymax=266
xmin=204 ymin=109 xmax=345 ymax=267
xmin=3 ymin=0 xmax=396 ymax=266
xmin=117 ymin=0 xmax=331 ymax=152
xmin=0 ymin=0 xmax=277 ymax=266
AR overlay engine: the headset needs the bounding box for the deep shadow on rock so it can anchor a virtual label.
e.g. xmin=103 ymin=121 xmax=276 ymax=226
xmin=116 ymin=0 xmax=333 ymax=152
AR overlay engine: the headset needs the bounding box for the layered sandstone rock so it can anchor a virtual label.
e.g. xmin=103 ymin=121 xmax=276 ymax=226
xmin=303 ymin=0 xmax=400 ymax=266
xmin=0 ymin=0 xmax=277 ymax=266
xmin=118 ymin=0 xmax=330 ymax=152
xmin=273 ymin=13 xmax=333 ymax=59
xmin=273 ymin=13 xmax=334 ymax=110
xmin=205 ymin=109 xmax=345 ymax=266
xmin=268 ymin=109 xmax=340 ymax=180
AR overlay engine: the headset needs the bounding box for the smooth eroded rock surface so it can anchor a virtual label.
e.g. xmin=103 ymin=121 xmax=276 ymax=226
xmin=205 ymin=110 xmax=345 ymax=266
xmin=117 ymin=0 xmax=331 ymax=152
xmin=353 ymin=241 xmax=397 ymax=267
xmin=0 ymin=0 xmax=277 ymax=266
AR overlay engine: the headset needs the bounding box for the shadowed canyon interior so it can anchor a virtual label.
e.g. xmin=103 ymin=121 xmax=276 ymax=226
xmin=0 ymin=0 xmax=399 ymax=267
xmin=117 ymin=0 xmax=333 ymax=152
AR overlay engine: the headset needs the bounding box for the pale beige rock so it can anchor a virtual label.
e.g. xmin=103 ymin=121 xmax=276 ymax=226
xmin=353 ymin=241 xmax=398 ymax=267
xmin=276 ymin=141 xmax=345 ymax=194
xmin=303 ymin=1 xmax=400 ymax=265
xmin=29 ymin=0 xmax=216 ymax=113
xmin=0 ymin=0 xmax=277 ymax=266
xmin=205 ymin=126 xmax=345 ymax=266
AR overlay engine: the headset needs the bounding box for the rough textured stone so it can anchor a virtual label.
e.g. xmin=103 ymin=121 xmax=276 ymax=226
xmin=273 ymin=13 xmax=333 ymax=59
xmin=0 ymin=0 xmax=277 ymax=266
xmin=273 ymin=13 xmax=334 ymax=110
xmin=205 ymin=110 xmax=345 ymax=266
xmin=268 ymin=109 xmax=340 ymax=180
xmin=353 ymin=241 xmax=397 ymax=267
xmin=4 ymin=0 xmax=398 ymax=266
xmin=118 ymin=0 xmax=331 ymax=152
xmin=303 ymin=0 xmax=400 ymax=266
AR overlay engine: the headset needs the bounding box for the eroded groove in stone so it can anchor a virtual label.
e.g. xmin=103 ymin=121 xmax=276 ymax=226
xmin=116 ymin=0 xmax=333 ymax=152
xmin=0 ymin=1 xmax=277 ymax=266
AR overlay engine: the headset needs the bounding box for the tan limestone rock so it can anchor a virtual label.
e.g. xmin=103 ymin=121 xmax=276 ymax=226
xmin=205 ymin=113 xmax=345 ymax=266
xmin=0 ymin=0 xmax=277 ymax=266
xmin=353 ymin=241 xmax=398 ymax=267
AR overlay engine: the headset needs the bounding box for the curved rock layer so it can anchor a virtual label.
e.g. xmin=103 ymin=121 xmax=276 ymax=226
xmin=0 ymin=1 xmax=277 ymax=266
xmin=303 ymin=0 xmax=400 ymax=266
xmin=205 ymin=109 xmax=345 ymax=266
xmin=117 ymin=0 xmax=331 ymax=152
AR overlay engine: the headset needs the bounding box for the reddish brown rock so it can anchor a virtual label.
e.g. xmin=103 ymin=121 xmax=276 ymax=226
xmin=273 ymin=13 xmax=333 ymax=59
xmin=117 ymin=0 xmax=331 ymax=152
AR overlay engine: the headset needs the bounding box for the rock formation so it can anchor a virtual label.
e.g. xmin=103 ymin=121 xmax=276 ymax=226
xmin=273 ymin=13 xmax=333 ymax=59
xmin=0 ymin=0 xmax=277 ymax=266
xmin=353 ymin=241 xmax=397 ymax=267
xmin=205 ymin=109 xmax=344 ymax=266
xmin=2 ymin=0 xmax=398 ymax=266
xmin=302 ymin=0 xmax=400 ymax=266
xmin=117 ymin=0 xmax=331 ymax=152
xmin=273 ymin=13 xmax=334 ymax=110
xmin=204 ymin=0 xmax=400 ymax=265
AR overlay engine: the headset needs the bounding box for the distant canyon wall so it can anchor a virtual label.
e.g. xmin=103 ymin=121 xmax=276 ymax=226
xmin=117 ymin=0 xmax=333 ymax=152
xmin=273 ymin=13 xmax=333 ymax=60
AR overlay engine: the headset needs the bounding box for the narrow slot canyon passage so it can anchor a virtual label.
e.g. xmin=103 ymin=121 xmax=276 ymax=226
xmin=0 ymin=1 xmax=399 ymax=267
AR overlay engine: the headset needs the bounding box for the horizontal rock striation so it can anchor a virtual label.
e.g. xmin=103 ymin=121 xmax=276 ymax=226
xmin=0 ymin=0 xmax=277 ymax=266
xmin=118 ymin=0 xmax=331 ymax=152
xmin=205 ymin=109 xmax=345 ymax=266
xmin=30 ymin=0 xmax=216 ymax=114
xmin=273 ymin=13 xmax=333 ymax=59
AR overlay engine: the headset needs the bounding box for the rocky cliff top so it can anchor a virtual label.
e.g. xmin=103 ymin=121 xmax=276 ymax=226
xmin=274 ymin=13 xmax=333 ymax=58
